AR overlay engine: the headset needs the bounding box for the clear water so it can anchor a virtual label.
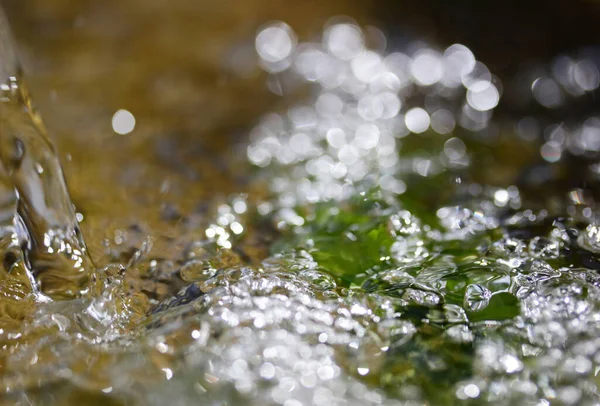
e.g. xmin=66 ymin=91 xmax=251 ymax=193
xmin=1 ymin=9 xmax=600 ymax=406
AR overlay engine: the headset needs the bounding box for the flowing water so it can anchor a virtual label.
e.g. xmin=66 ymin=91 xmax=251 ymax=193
xmin=2 ymin=4 xmax=600 ymax=406
xmin=0 ymin=7 xmax=97 ymax=301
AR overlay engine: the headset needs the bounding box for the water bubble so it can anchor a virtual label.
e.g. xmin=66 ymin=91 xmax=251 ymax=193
xmin=557 ymin=386 xmax=582 ymax=405
xmin=467 ymin=81 xmax=500 ymax=111
xmin=528 ymin=236 xmax=560 ymax=259
xmin=357 ymin=94 xmax=384 ymax=121
xmin=443 ymin=44 xmax=476 ymax=86
xmin=294 ymin=46 xmax=329 ymax=81
xmin=499 ymin=354 xmax=523 ymax=374
xmin=351 ymin=51 xmax=383 ymax=83
xmin=298 ymin=270 xmax=336 ymax=291
xmin=338 ymin=144 xmax=359 ymax=165
xmin=391 ymin=238 xmax=429 ymax=263
xmin=579 ymin=222 xmax=600 ymax=253
xmin=384 ymin=52 xmax=412 ymax=85
xmin=316 ymin=93 xmax=344 ymax=118
xmin=256 ymin=22 xmax=296 ymax=64
xmin=324 ymin=23 xmax=365 ymax=60
xmin=404 ymin=107 xmax=430 ymax=134
xmin=445 ymin=325 xmax=474 ymax=343
xmin=532 ymin=77 xmax=563 ymax=108
xmin=462 ymin=61 xmax=491 ymax=90
xmin=326 ymin=128 xmax=348 ymax=149
xmin=573 ymin=59 xmax=600 ymax=91
xmin=248 ymin=145 xmax=272 ymax=167
xmin=540 ymin=141 xmax=563 ymax=163
xmin=389 ymin=211 xmax=421 ymax=236
xmin=403 ymin=288 xmax=440 ymax=307
xmin=353 ymin=123 xmax=380 ymax=149
xmin=380 ymin=176 xmax=406 ymax=194
xmin=112 ymin=109 xmax=136 ymax=135
xmin=516 ymin=116 xmax=540 ymax=141
xmin=379 ymin=269 xmax=415 ymax=288
xmin=378 ymin=92 xmax=401 ymax=119
xmin=443 ymin=137 xmax=466 ymax=161
xmin=462 ymin=383 xmax=480 ymax=399
xmin=410 ymin=49 xmax=443 ymax=86
xmin=179 ymin=260 xmax=217 ymax=283
xmin=430 ymin=109 xmax=456 ymax=134
xmin=464 ymin=284 xmax=491 ymax=311
xmin=494 ymin=189 xmax=509 ymax=206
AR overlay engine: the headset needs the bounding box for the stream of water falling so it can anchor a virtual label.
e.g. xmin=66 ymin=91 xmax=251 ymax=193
xmin=0 ymin=8 xmax=96 ymax=300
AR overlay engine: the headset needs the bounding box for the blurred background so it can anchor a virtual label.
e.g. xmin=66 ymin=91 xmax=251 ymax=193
xmin=2 ymin=0 xmax=600 ymax=266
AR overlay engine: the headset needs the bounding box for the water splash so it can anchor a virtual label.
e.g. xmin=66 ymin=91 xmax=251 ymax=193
xmin=2 ymin=11 xmax=600 ymax=406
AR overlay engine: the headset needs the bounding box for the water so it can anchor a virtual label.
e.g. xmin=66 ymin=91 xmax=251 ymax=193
xmin=2 ymin=7 xmax=600 ymax=406
xmin=0 ymin=9 xmax=96 ymax=300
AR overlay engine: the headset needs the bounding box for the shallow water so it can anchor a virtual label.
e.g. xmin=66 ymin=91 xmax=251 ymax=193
xmin=1 ymin=2 xmax=600 ymax=405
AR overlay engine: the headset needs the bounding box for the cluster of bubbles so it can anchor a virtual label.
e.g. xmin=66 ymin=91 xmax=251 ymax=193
xmin=119 ymin=199 xmax=600 ymax=405
xmin=529 ymin=117 xmax=600 ymax=165
xmin=516 ymin=116 xmax=600 ymax=168
xmin=249 ymin=20 xmax=501 ymax=206
xmin=204 ymin=195 xmax=249 ymax=249
xmin=143 ymin=261 xmax=396 ymax=406
xmin=525 ymin=50 xmax=600 ymax=110
xmin=511 ymin=48 xmax=600 ymax=165
xmin=5 ymin=183 xmax=598 ymax=406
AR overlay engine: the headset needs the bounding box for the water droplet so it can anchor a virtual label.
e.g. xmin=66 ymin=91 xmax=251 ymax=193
xmin=464 ymin=284 xmax=491 ymax=311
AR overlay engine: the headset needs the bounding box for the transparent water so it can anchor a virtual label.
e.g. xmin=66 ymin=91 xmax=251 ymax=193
xmin=1 ymin=7 xmax=600 ymax=406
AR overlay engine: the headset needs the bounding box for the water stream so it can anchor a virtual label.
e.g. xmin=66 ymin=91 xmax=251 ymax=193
xmin=0 ymin=9 xmax=96 ymax=301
